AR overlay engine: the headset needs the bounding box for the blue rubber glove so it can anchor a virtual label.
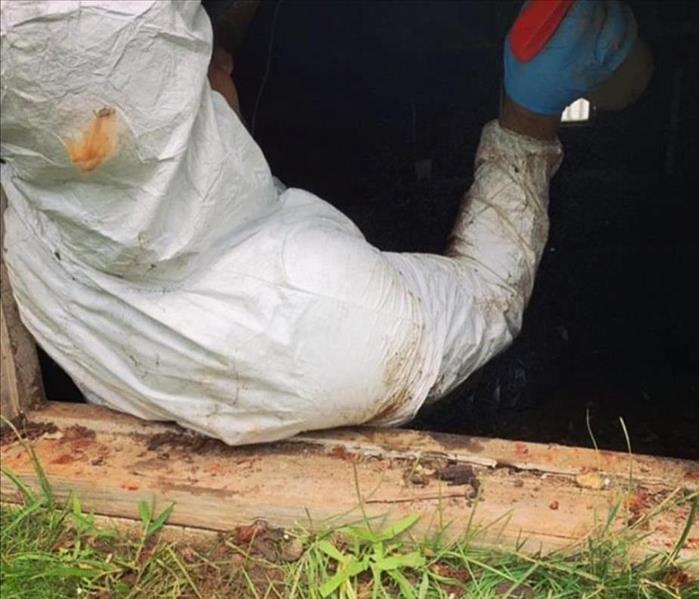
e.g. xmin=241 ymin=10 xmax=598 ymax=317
xmin=504 ymin=0 xmax=638 ymax=115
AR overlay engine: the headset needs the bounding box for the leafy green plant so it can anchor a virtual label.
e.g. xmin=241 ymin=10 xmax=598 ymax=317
xmin=309 ymin=515 xmax=425 ymax=598
xmin=137 ymin=499 xmax=174 ymax=541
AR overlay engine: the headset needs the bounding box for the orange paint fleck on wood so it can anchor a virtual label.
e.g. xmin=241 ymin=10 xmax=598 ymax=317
xmin=66 ymin=107 xmax=118 ymax=172
xmin=514 ymin=442 xmax=529 ymax=456
xmin=206 ymin=463 xmax=225 ymax=475
xmin=328 ymin=445 xmax=356 ymax=462
xmin=51 ymin=453 xmax=74 ymax=465
xmin=68 ymin=438 xmax=94 ymax=452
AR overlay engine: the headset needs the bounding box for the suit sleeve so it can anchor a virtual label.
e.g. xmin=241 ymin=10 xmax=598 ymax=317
xmin=383 ymin=120 xmax=563 ymax=404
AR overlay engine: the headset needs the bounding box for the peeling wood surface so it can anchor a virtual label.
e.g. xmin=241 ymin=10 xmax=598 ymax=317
xmin=2 ymin=402 xmax=697 ymax=561
xmin=0 ymin=187 xmax=46 ymax=422
xmin=296 ymin=429 xmax=699 ymax=490
xmin=27 ymin=402 xmax=699 ymax=491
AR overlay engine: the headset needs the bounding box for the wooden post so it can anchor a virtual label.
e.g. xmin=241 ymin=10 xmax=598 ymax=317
xmin=0 ymin=186 xmax=46 ymax=422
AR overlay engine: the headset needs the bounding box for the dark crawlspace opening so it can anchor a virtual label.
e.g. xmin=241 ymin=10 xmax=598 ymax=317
xmin=40 ymin=0 xmax=698 ymax=459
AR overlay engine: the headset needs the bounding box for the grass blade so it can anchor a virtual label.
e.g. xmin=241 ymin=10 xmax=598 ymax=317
xmin=147 ymin=504 xmax=174 ymax=538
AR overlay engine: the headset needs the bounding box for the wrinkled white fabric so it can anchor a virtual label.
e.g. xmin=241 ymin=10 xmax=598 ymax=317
xmin=1 ymin=0 xmax=562 ymax=444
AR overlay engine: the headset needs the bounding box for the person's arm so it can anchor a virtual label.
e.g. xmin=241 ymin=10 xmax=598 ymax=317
xmin=383 ymin=115 xmax=562 ymax=405
xmin=203 ymin=1 xmax=260 ymax=117
xmin=376 ymin=1 xmax=638 ymax=410
xmin=499 ymin=96 xmax=559 ymax=142
xmin=208 ymin=46 xmax=241 ymax=115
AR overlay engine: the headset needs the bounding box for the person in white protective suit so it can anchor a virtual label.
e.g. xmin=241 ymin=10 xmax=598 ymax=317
xmin=0 ymin=1 xmax=637 ymax=445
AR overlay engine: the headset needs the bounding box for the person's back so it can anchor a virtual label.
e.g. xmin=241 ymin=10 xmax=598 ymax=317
xmin=1 ymin=1 xmax=441 ymax=443
xmin=0 ymin=0 xmax=637 ymax=444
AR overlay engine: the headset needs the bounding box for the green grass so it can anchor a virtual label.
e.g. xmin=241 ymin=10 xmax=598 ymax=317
xmin=1 ymin=426 xmax=697 ymax=598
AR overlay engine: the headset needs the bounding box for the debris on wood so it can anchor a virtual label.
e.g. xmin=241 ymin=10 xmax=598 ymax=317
xmin=575 ymin=472 xmax=607 ymax=490
xmin=403 ymin=463 xmax=431 ymax=487
xmin=63 ymin=425 xmax=96 ymax=441
xmin=327 ymin=445 xmax=356 ymax=462
xmin=0 ymin=415 xmax=57 ymax=446
xmin=146 ymin=430 xmax=222 ymax=454
xmin=627 ymin=488 xmax=652 ymax=525
xmin=435 ymin=464 xmax=480 ymax=498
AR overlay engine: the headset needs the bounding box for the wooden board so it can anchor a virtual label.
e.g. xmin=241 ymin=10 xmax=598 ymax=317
xmin=2 ymin=402 xmax=697 ymax=562
xmin=25 ymin=402 xmax=699 ymax=490
xmin=0 ymin=186 xmax=46 ymax=422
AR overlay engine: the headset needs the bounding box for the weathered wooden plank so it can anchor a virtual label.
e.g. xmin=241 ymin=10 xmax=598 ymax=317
xmin=27 ymin=402 xmax=175 ymax=436
xmin=3 ymin=403 xmax=697 ymax=562
xmin=27 ymin=402 xmax=699 ymax=492
xmin=0 ymin=187 xmax=46 ymax=422
xmin=296 ymin=428 xmax=699 ymax=491
xmin=0 ymin=306 xmax=22 ymax=421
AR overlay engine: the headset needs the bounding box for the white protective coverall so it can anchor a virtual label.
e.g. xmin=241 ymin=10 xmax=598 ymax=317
xmin=0 ymin=1 xmax=562 ymax=444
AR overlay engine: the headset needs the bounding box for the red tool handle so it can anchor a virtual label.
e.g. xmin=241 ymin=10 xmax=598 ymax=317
xmin=510 ymin=0 xmax=575 ymax=62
